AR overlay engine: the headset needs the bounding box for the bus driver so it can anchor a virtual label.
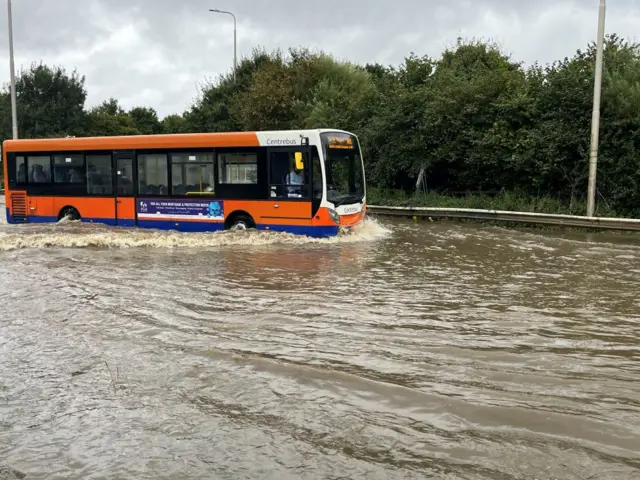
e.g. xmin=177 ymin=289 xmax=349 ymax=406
xmin=286 ymin=160 xmax=304 ymax=197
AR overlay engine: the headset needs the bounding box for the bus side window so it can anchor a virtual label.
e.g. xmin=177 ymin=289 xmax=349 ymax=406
xmin=218 ymin=152 xmax=257 ymax=185
xmin=170 ymin=152 xmax=214 ymax=195
xmin=138 ymin=153 xmax=168 ymax=195
xmin=16 ymin=156 xmax=26 ymax=184
xmin=87 ymin=154 xmax=113 ymax=195
xmin=311 ymin=147 xmax=322 ymax=199
xmin=269 ymin=151 xmax=308 ymax=199
xmin=28 ymin=156 xmax=51 ymax=183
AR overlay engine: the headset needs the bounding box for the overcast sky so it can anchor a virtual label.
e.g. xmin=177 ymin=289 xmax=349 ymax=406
xmin=1 ymin=0 xmax=639 ymax=119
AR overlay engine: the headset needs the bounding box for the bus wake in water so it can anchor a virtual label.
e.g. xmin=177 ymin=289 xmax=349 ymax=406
xmin=0 ymin=215 xmax=391 ymax=251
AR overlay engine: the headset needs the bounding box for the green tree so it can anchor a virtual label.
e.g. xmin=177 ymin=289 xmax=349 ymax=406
xmin=229 ymin=55 xmax=298 ymax=130
xmin=183 ymin=47 xmax=286 ymax=132
xmin=358 ymin=53 xmax=435 ymax=189
xmin=0 ymin=62 xmax=87 ymax=142
xmin=509 ymin=34 xmax=640 ymax=215
xmin=85 ymin=98 xmax=139 ymax=136
xmin=292 ymin=49 xmax=378 ymax=131
xmin=423 ymin=39 xmax=528 ymax=192
xmin=129 ymin=106 xmax=162 ymax=135
xmin=161 ymin=113 xmax=187 ymax=133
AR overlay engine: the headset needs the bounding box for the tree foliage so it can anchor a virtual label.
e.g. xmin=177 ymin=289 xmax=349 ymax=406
xmin=0 ymin=62 xmax=86 ymax=138
xmin=2 ymin=35 xmax=640 ymax=215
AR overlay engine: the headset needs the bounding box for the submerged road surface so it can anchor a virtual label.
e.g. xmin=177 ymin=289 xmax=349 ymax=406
xmin=0 ymin=211 xmax=639 ymax=479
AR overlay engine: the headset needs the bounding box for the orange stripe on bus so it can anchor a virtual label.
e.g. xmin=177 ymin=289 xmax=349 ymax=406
xmin=3 ymin=132 xmax=261 ymax=152
xmin=16 ymin=196 xmax=117 ymax=219
xmin=224 ymin=200 xmax=313 ymax=225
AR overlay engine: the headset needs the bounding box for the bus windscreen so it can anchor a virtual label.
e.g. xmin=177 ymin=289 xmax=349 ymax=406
xmin=320 ymin=132 xmax=365 ymax=206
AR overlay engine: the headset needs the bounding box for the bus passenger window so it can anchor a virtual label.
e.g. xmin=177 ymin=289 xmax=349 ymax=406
xmin=87 ymin=155 xmax=113 ymax=195
xmin=53 ymin=154 xmax=85 ymax=185
xmin=28 ymin=156 xmax=51 ymax=183
xmin=15 ymin=157 xmax=26 ymax=183
xmin=170 ymin=153 xmax=214 ymax=195
xmin=138 ymin=153 xmax=168 ymax=195
xmin=311 ymin=148 xmax=322 ymax=199
xmin=217 ymin=152 xmax=257 ymax=184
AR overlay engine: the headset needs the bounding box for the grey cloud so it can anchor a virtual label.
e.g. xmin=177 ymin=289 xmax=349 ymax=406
xmin=1 ymin=0 xmax=638 ymax=118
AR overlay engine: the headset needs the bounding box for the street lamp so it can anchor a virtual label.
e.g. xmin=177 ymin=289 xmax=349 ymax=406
xmin=586 ymin=0 xmax=606 ymax=217
xmin=7 ymin=0 xmax=18 ymax=139
xmin=209 ymin=8 xmax=237 ymax=83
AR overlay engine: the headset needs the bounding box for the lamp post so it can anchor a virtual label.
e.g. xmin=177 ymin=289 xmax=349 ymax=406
xmin=586 ymin=0 xmax=606 ymax=217
xmin=209 ymin=8 xmax=237 ymax=83
xmin=7 ymin=0 xmax=18 ymax=139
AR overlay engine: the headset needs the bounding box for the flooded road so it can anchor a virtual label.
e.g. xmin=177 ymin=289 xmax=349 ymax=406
xmin=0 ymin=207 xmax=639 ymax=479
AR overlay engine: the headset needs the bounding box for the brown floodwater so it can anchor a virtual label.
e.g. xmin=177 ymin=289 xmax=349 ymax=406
xmin=0 ymin=205 xmax=638 ymax=479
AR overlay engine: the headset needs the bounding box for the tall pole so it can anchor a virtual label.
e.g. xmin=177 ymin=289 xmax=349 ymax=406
xmin=7 ymin=0 xmax=18 ymax=139
xmin=209 ymin=9 xmax=237 ymax=83
xmin=587 ymin=0 xmax=606 ymax=217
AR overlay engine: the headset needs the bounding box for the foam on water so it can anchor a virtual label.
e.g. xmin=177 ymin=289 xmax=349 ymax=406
xmin=0 ymin=216 xmax=392 ymax=250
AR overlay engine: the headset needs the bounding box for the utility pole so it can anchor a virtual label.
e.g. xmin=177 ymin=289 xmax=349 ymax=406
xmin=587 ymin=0 xmax=606 ymax=217
xmin=7 ymin=0 xmax=18 ymax=138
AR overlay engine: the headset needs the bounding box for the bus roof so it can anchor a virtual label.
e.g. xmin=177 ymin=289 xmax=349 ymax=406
xmin=2 ymin=128 xmax=356 ymax=153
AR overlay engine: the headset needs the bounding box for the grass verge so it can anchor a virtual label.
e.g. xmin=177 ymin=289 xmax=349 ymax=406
xmin=365 ymin=188 xmax=637 ymax=234
xmin=367 ymin=188 xmax=619 ymax=217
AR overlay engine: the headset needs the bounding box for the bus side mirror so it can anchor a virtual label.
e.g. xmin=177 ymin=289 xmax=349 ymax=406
xmin=295 ymin=152 xmax=304 ymax=170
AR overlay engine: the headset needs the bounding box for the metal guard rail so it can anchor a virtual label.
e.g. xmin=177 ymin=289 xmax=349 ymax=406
xmin=367 ymin=205 xmax=640 ymax=232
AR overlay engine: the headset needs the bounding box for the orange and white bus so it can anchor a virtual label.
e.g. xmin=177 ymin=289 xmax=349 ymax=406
xmin=2 ymin=129 xmax=367 ymax=237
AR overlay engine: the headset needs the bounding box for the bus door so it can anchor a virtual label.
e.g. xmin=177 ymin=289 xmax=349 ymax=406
xmin=267 ymin=146 xmax=312 ymax=223
xmin=114 ymin=151 xmax=136 ymax=226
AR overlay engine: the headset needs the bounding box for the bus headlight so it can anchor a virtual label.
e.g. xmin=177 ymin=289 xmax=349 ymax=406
xmin=328 ymin=208 xmax=340 ymax=224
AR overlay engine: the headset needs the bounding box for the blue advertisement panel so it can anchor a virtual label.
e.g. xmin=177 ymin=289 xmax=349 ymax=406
xmin=137 ymin=199 xmax=224 ymax=221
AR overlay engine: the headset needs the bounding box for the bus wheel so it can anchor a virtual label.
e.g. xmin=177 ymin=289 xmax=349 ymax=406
xmin=226 ymin=213 xmax=255 ymax=231
xmin=59 ymin=206 xmax=81 ymax=222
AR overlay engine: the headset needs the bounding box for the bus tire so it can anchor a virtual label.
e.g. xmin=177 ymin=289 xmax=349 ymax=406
xmin=58 ymin=206 xmax=81 ymax=221
xmin=225 ymin=212 xmax=255 ymax=231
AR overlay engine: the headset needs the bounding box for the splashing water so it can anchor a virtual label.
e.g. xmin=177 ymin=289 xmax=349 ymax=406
xmin=0 ymin=215 xmax=392 ymax=251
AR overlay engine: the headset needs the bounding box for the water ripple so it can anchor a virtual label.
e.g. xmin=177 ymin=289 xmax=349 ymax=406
xmin=0 ymin=215 xmax=639 ymax=479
